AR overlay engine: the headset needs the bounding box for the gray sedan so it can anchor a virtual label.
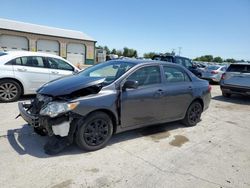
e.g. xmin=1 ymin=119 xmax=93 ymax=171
xmin=18 ymin=60 xmax=211 ymax=154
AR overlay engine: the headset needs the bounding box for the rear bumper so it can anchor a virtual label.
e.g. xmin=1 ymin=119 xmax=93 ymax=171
xmin=221 ymin=85 xmax=250 ymax=96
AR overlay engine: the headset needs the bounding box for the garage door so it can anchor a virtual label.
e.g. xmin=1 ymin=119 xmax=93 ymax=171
xmin=37 ymin=40 xmax=59 ymax=55
xmin=67 ymin=43 xmax=85 ymax=66
xmin=0 ymin=35 xmax=28 ymax=51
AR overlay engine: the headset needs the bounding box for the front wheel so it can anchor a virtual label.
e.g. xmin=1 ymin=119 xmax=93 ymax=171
xmin=75 ymin=112 xmax=113 ymax=151
xmin=182 ymin=101 xmax=203 ymax=127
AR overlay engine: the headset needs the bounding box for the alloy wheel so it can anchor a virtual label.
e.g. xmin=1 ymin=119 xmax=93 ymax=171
xmin=0 ymin=82 xmax=18 ymax=101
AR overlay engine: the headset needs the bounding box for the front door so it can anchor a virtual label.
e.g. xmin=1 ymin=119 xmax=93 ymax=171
xmin=121 ymin=65 xmax=165 ymax=127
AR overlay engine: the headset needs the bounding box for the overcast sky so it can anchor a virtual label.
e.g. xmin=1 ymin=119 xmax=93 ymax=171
xmin=1 ymin=0 xmax=250 ymax=60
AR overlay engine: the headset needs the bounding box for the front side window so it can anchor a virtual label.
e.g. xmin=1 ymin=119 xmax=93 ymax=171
xmin=163 ymin=66 xmax=190 ymax=82
xmin=127 ymin=66 xmax=161 ymax=87
xmin=47 ymin=58 xmax=73 ymax=71
xmin=80 ymin=61 xmax=135 ymax=85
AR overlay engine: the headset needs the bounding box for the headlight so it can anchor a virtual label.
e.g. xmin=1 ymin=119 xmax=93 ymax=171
xmin=40 ymin=101 xmax=79 ymax=117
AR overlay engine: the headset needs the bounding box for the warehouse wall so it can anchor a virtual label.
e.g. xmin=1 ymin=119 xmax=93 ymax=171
xmin=0 ymin=29 xmax=95 ymax=67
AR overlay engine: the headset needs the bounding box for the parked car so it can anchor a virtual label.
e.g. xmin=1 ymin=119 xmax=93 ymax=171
xmin=152 ymin=55 xmax=202 ymax=78
xmin=18 ymin=60 xmax=211 ymax=154
xmin=220 ymin=63 xmax=250 ymax=97
xmin=0 ymin=51 xmax=79 ymax=102
xmin=202 ymin=65 xmax=227 ymax=83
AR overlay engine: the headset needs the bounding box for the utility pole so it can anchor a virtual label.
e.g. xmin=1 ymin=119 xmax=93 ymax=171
xmin=178 ymin=47 xmax=182 ymax=56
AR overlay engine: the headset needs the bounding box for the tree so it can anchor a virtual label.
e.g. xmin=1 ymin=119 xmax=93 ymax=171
xmin=213 ymin=56 xmax=223 ymax=63
xmin=143 ymin=52 xmax=158 ymax=59
xmin=111 ymin=48 xmax=117 ymax=54
xmin=194 ymin=55 xmax=213 ymax=62
xmin=104 ymin=46 xmax=110 ymax=55
xmin=224 ymin=58 xmax=236 ymax=63
xmin=116 ymin=50 xmax=123 ymax=57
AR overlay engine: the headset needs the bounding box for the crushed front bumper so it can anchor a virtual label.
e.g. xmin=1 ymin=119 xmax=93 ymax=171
xmin=18 ymin=102 xmax=72 ymax=137
xmin=18 ymin=102 xmax=39 ymax=127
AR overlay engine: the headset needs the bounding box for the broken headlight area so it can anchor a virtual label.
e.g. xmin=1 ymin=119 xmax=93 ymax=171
xmin=40 ymin=101 xmax=79 ymax=118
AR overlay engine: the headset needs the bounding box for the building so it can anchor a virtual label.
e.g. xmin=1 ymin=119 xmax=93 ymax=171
xmin=0 ymin=18 xmax=96 ymax=67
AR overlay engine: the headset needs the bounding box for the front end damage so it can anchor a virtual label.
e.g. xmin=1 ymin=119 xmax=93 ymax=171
xmin=18 ymin=94 xmax=82 ymax=154
xmin=18 ymin=82 xmax=104 ymax=154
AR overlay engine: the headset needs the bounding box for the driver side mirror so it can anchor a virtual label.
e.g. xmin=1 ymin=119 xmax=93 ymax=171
xmin=123 ymin=80 xmax=139 ymax=90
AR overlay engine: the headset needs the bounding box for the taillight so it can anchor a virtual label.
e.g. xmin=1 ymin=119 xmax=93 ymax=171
xmin=221 ymin=73 xmax=226 ymax=80
xmin=208 ymin=85 xmax=212 ymax=92
xmin=211 ymin=70 xmax=218 ymax=74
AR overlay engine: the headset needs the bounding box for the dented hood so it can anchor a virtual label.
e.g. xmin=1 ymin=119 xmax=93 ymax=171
xmin=37 ymin=75 xmax=105 ymax=97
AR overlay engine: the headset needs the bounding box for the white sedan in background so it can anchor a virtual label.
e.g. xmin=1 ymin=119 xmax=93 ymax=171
xmin=0 ymin=51 xmax=79 ymax=102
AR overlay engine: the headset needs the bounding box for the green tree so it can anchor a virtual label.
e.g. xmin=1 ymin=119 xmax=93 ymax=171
xmin=225 ymin=58 xmax=236 ymax=63
xmin=111 ymin=48 xmax=117 ymax=54
xmin=104 ymin=46 xmax=110 ymax=55
xmin=143 ymin=52 xmax=158 ymax=59
xmin=213 ymin=56 xmax=223 ymax=63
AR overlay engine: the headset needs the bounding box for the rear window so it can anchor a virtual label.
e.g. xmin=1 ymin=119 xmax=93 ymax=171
xmin=227 ymin=64 xmax=250 ymax=73
xmin=207 ymin=66 xmax=220 ymax=70
xmin=0 ymin=52 xmax=7 ymax=57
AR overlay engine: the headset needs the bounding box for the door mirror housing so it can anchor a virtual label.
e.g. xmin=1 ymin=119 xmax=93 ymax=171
xmin=123 ymin=80 xmax=139 ymax=90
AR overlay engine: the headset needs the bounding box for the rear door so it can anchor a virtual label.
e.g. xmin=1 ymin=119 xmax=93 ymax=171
xmin=161 ymin=65 xmax=193 ymax=120
xmin=224 ymin=64 xmax=250 ymax=87
xmin=46 ymin=57 xmax=75 ymax=81
xmin=12 ymin=56 xmax=50 ymax=93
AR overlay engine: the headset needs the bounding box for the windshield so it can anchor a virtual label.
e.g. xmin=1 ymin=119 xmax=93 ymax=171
xmin=0 ymin=52 xmax=7 ymax=57
xmin=227 ymin=64 xmax=250 ymax=73
xmin=207 ymin=65 xmax=220 ymax=70
xmin=79 ymin=61 xmax=136 ymax=85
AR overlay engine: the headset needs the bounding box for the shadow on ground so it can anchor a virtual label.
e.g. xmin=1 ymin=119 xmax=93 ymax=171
xmin=212 ymin=95 xmax=250 ymax=105
xmin=7 ymin=121 xmax=186 ymax=158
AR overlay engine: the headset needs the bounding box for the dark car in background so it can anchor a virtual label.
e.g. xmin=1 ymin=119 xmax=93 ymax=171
xmin=18 ymin=60 xmax=211 ymax=154
xmin=152 ymin=55 xmax=202 ymax=78
xmin=220 ymin=63 xmax=250 ymax=97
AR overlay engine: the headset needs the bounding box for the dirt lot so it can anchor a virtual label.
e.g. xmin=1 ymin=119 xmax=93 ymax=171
xmin=0 ymin=85 xmax=250 ymax=188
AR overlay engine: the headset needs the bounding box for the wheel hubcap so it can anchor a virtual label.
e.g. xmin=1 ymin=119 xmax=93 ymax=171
xmin=189 ymin=104 xmax=202 ymax=124
xmin=84 ymin=119 xmax=109 ymax=146
xmin=0 ymin=83 xmax=18 ymax=101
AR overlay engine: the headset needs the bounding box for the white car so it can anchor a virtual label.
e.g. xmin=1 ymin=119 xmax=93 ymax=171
xmin=0 ymin=51 xmax=79 ymax=102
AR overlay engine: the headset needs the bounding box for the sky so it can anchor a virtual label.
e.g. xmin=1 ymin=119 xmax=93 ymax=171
xmin=0 ymin=0 xmax=250 ymax=60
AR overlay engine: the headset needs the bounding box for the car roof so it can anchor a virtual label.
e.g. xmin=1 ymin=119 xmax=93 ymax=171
xmin=108 ymin=59 xmax=174 ymax=66
xmin=3 ymin=50 xmax=62 ymax=58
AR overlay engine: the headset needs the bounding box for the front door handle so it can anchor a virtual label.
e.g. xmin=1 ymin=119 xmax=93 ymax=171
xmin=51 ymin=71 xmax=59 ymax=74
xmin=154 ymin=89 xmax=164 ymax=98
xmin=17 ymin=68 xmax=27 ymax=72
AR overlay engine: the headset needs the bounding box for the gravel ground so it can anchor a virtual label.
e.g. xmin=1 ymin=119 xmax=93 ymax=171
xmin=0 ymin=85 xmax=250 ymax=188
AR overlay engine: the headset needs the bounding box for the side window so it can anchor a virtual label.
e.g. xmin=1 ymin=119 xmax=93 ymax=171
xmin=175 ymin=58 xmax=184 ymax=66
xmin=47 ymin=58 xmax=73 ymax=71
xmin=21 ymin=56 xmax=45 ymax=68
xmin=184 ymin=59 xmax=193 ymax=68
xmin=127 ymin=66 xmax=161 ymax=87
xmin=5 ymin=58 xmax=22 ymax=65
xmin=163 ymin=66 xmax=191 ymax=82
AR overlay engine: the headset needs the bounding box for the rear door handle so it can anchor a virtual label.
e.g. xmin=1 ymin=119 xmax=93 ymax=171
xmin=17 ymin=68 xmax=27 ymax=72
xmin=188 ymin=86 xmax=193 ymax=90
xmin=51 ymin=71 xmax=59 ymax=74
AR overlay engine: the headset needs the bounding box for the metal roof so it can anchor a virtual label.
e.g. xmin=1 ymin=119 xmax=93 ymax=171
xmin=0 ymin=18 xmax=95 ymax=42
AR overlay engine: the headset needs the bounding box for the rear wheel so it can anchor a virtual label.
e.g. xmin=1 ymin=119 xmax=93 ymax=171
xmin=0 ymin=79 xmax=22 ymax=102
xmin=75 ymin=112 xmax=113 ymax=151
xmin=222 ymin=92 xmax=231 ymax=98
xmin=182 ymin=101 xmax=203 ymax=127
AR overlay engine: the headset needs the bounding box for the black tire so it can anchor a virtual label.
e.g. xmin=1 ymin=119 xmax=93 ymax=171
xmin=182 ymin=101 xmax=203 ymax=127
xmin=222 ymin=92 xmax=231 ymax=98
xmin=0 ymin=79 xmax=22 ymax=102
xmin=75 ymin=112 xmax=113 ymax=151
xmin=34 ymin=127 xmax=48 ymax=136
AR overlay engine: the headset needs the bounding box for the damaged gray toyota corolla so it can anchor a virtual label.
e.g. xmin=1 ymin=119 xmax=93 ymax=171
xmin=18 ymin=60 xmax=211 ymax=154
